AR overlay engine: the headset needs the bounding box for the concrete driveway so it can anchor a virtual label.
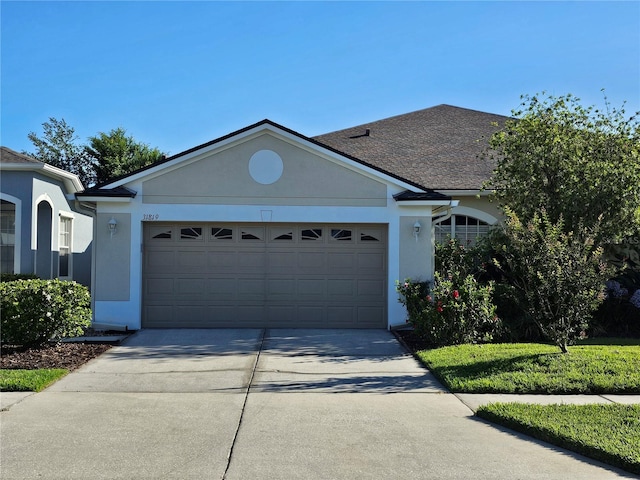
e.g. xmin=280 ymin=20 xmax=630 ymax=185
xmin=0 ymin=329 xmax=635 ymax=479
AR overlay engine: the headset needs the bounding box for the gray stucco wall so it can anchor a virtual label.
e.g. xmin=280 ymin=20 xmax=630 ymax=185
xmin=399 ymin=215 xmax=432 ymax=283
xmin=94 ymin=213 xmax=131 ymax=301
xmin=0 ymin=171 xmax=34 ymax=274
xmin=0 ymin=170 xmax=93 ymax=285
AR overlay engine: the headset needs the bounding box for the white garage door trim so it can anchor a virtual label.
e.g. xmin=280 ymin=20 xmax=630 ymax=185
xmin=142 ymin=223 xmax=387 ymax=328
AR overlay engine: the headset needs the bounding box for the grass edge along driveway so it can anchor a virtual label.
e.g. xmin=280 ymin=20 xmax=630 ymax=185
xmin=0 ymin=368 xmax=68 ymax=392
xmin=416 ymin=341 xmax=640 ymax=475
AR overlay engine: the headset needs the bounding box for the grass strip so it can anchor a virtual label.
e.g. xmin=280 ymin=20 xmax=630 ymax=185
xmin=477 ymin=403 xmax=640 ymax=475
xmin=416 ymin=343 xmax=640 ymax=393
xmin=0 ymin=369 xmax=68 ymax=392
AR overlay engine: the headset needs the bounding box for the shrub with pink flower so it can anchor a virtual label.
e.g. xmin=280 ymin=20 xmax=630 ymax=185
xmin=397 ymin=273 xmax=500 ymax=346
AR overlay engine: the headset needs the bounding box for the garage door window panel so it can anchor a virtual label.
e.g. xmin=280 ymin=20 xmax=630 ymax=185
xmin=241 ymin=227 xmax=265 ymax=241
xmin=301 ymin=228 xmax=322 ymax=241
xmin=180 ymin=227 xmax=203 ymax=241
xmin=331 ymin=229 xmax=352 ymax=241
xmin=149 ymin=225 xmax=173 ymax=241
xmin=270 ymin=227 xmax=293 ymax=241
xmin=211 ymin=227 xmax=234 ymax=241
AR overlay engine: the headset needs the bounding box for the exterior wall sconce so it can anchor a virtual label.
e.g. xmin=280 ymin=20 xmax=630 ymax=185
xmin=413 ymin=221 xmax=421 ymax=242
xmin=108 ymin=217 xmax=117 ymax=238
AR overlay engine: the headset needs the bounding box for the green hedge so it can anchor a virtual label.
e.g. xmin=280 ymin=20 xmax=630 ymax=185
xmin=0 ymin=279 xmax=91 ymax=346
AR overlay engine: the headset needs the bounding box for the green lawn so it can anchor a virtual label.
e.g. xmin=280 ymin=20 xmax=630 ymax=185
xmin=0 ymin=369 xmax=68 ymax=392
xmin=477 ymin=403 xmax=640 ymax=475
xmin=414 ymin=341 xmax=640 ymax=474
xmin=416 ymin=342 xmax=640 ymax=394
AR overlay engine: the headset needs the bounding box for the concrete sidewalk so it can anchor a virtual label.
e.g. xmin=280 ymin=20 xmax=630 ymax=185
xmin=1 ymin=329 xmax=637 ymax=479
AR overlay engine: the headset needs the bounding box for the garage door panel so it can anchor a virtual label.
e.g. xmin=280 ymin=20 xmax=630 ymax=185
xmin=146 ymin=305 xmax=174 ymax=325
xmin=237 ymin=278 xmax=266 ymax=301
xmin=266 ymin=305 xmax=298 ymax=324
xmin=143 ymin=223 xmax=386 ymax=328
xmin=297 ymin=279 xmax=326 ymax=299
xmin=327 ymin=252 xmax=355 ymax=269
xmin=357 ymin=306 xmax=385 ymax=327
xmin=357 ymin=279 xmax=386 ymax=298
xmin=267 ymin=278 xmax=297 ymax=297
xmin=238 ymin=252 xmax=266 ymax=269
xmin=145 ymin=278 xmax=174 ymax=296
xmin=357 ymin=252 xmax=386 ymax=270
xmin=175 ymin=278 xmax=207 ymax=295
xmin=327 ymin=279 xmax=355 ymax=297
xmin=207 ymin=251 xmax=236 ymax=269
xmin=327 ymin=306 xmax=356 ymax=326
xmin=208 ymin=279 xmax=239 ymax=299
xmin=175 ymin=251 xmax=208 ymax=270
xmin=174 ymin=305 xmax=208 ymax=323
xmin=145 ymin=250 xmax=175 ymax=273
xmin=298 ymin=306 xmax=325 ymax=327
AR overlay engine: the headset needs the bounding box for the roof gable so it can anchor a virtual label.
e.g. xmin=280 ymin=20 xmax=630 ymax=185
xmin=0 ymin=146 xmax=84 ymax=193
xmin=86 ymin=119 xmax=439 ymax=196
xmin=313 ymin=105 xmax=510 ymax=190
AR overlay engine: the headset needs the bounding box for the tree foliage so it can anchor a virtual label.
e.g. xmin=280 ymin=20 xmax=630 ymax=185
xmin=25 ymin=118 xmax=96 ymax=187
xmin=87 ymin=128 xmax=165 ymax=185
xmin=490 ymin=209 xmax=613 ymax=353
xmin=26 ymin=119 xmax=166 ymax=187
xmin=487 ymin=92 xmax=640 ymax=244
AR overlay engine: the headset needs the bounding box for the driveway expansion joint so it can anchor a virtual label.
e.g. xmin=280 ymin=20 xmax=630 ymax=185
xmin=222 ymin=328 xmax=266 ymax=480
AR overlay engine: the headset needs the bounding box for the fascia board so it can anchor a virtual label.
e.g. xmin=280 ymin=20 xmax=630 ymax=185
xmin=74 ymin=196 xmax=133 ymax=204
xmin=435 ymin=189 xmax=490 ymax=197
xmin=2 ymin=162 xmax=84 ymax=193
xmin=397 ymin=199 xmax=459 ymax=207
xmin=41 ymin=164 xmax=84 ymax=192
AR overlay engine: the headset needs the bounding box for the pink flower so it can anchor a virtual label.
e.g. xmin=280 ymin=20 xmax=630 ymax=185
xmin=426 ymin=295 xmax=432 ymax=302
xmin=452 ymin=290 xmax=460 ymax=299
xmin=437 ymin=306 xmax=444 ymax=313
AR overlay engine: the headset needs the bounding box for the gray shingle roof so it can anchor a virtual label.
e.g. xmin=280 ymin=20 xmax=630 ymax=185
xmin=0 ymin=146 xmax=43 ymax=165
xmin=313 ymin=105 xmax=509 ymax=190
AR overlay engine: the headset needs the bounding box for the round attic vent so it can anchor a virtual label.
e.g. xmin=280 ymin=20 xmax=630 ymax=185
xmin=248 ymin=149 xmax=283 ymax=185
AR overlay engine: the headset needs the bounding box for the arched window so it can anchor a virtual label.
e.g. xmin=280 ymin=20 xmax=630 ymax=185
xmin=1 ymin=200 xmax=16 ymax=273
xmin=434 ymin=214 xmax=491 ymax=246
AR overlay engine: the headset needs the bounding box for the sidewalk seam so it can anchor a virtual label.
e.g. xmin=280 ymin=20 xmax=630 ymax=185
xmin=221 ymin=328 xmax=266 ymax=480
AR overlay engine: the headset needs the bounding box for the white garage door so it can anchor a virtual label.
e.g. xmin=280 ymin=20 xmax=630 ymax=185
xmin=142 ymin=223 xmax=387 ymax=328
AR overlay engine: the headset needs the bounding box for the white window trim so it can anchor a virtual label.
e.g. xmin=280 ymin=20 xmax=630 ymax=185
xmin=58 ymin=213 xmax=73 ymax=280
xmin=434 ymin=207 xmax=498 ymax=245
xmin=0 ymin=193 xmax=21 ymax=274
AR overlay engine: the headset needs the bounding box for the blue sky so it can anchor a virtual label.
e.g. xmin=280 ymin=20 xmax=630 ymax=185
xmin=2 ymin=1 xmax=639 ymax=157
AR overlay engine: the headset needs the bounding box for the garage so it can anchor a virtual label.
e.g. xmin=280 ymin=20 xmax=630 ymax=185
xmin=142 ymin=223 xmax=387 ymax=328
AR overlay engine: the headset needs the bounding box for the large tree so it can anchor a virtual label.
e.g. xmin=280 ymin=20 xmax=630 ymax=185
xmin=86 ymin=128 xmax=165 ymax=185
xmin=487 ymin=93 xmax=640 ymax=245
xmin=25 ymin=118 xmax=96 ymax=187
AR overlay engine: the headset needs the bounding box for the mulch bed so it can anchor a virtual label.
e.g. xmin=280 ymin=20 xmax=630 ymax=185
xmin=393 ymin=329 xmax=431 ymax=353
xmin=0 ymin=343 xmax=112 ymax=371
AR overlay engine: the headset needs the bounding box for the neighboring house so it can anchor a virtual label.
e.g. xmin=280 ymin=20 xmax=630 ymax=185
xmin=0 ymin=147 xmax=93 ymax=286
xmin=77 ymin=105 xmax=508 ymax=330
